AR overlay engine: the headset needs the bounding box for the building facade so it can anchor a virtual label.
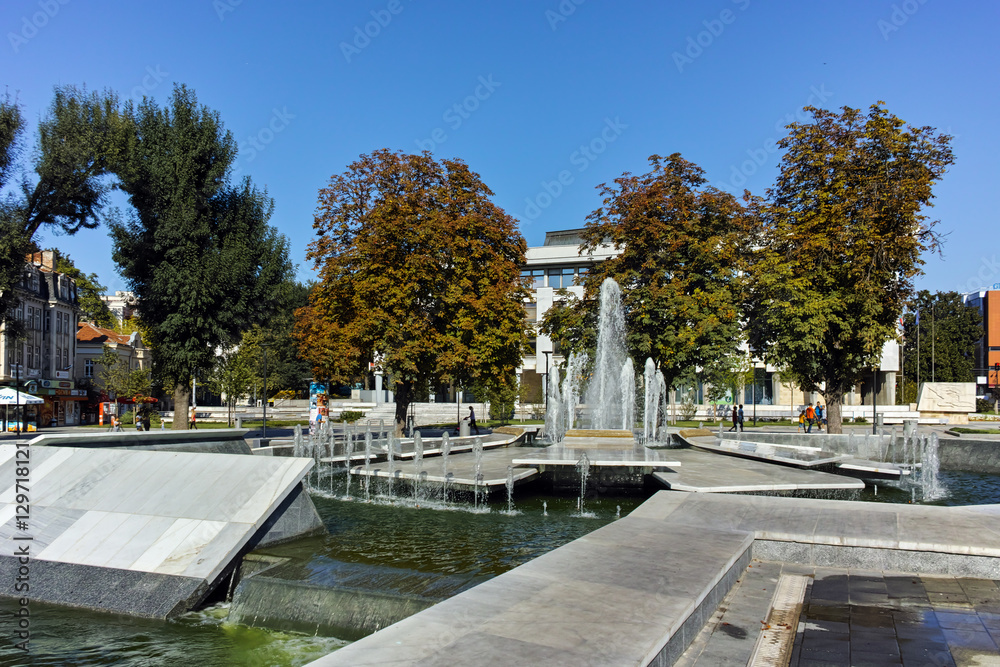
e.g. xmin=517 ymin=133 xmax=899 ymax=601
xmin=1 ymin=252 xmax=87 ymax=428
xmin=963 ymin=289 xmax=1000 ymax=395
xmin=518 ymin=229 xmax=899 ymax=413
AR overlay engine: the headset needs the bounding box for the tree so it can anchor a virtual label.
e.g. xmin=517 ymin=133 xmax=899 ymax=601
xmin=1 ymin=88 xmax=119 ymax=336
xmin=899 ymin=291 xmax=982 ymax=402
xmin=108 ymin=85 xmax=293 ymax=429
xmin=97 ymin=343 xmax=152 ymax=409
xmin=51 ymin=251 xmax=116 ymax=327
xmin=295 ymin=149 xmax=529 ymax=435
xmin=746 ymin=103 xmax=954 ymax=433
xmin=544 ymin=154 xmax=749 ymax=393
xmin=208 ymin=344 xmax=257 ymax=426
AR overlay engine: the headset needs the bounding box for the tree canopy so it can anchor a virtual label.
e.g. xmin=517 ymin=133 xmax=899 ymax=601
xmin=1 ymin=88 xmax=118 ymax=336
xmin=899 ymin=291 xmax=982 ymax=402
xmin=109 ymin=84 xmax=293 ymax=427
xmin=746 ymin=103 xmax=954 ymax=433
xmin=295 ymin=149 xmax=529 ymax=433
xmin=542 ymin=153 xmax=750 ymax=392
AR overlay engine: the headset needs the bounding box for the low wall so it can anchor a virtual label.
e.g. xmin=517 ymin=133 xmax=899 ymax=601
xmin=718 ymin=430 xmax=1000 ymax=474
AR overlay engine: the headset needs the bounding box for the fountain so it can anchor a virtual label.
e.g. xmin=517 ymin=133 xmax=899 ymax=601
xmin=585 ymin=278 xmax=629 ymax=430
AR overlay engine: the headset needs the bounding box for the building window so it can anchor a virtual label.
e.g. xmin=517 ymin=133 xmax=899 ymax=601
xmin=545 ymin=267 xmax=576 ymax=289
xmin=521 ymin=269 xmax=545 ymax=289
xmin=85 ymin=359 xmax=95 ymax=378
xmin=524 ymin=302 xmax=538 ymax=322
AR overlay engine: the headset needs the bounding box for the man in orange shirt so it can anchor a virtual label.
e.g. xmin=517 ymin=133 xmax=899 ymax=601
xmin=805 ymin=403 xmax=816 ymax=433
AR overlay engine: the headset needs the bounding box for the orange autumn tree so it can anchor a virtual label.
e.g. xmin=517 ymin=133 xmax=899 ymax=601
xmin=295 ymin=150 xmax=529 ymax=434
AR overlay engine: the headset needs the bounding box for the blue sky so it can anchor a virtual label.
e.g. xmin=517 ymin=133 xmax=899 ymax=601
xmin=3 ymin=0 xmax=998 ymax=296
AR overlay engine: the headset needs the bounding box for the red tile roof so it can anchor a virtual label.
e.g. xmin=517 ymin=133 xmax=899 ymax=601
xmin=77 ymin=322 xmax=131 ymax=345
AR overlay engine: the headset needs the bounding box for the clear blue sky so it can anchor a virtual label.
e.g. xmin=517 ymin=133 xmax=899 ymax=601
xmin=3 ymin=0 xmax=997 ymax=295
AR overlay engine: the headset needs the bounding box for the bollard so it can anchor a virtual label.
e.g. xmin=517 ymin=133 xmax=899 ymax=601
xmin=460 ymin=421 xmax=470 ymax=438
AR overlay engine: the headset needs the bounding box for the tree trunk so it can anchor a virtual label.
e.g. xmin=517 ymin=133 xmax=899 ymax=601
xmin=394 ymin=381 xmax=412 ymax=438
xmin=825 ymin=387 xmax=845 ymax=434
xmin=173 ymin=383 xmax=191 ymax=430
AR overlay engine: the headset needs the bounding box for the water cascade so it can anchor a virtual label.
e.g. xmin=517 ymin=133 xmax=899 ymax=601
xmin=545 ymin=365 xmax=566 ymax=443
xmin=586 ymin=279 xmax=629 ymax=430
xmin=563 ymin=352 xmax=585 ymax=432
xmin=620 ymin=358 xmax=635 ymax=432
xmin=576 ymin=453 xmax=591 ymax=514
xmin=441 ymin=433 xmax=451 ymax=502
xmin=412 ymin=431 xmax=424 ymax=499
xmin=643 ymin=358 xmax=660 ymax=443
xmin=505 ymin=465 xmax=515 ymax=514
xmin=363 ymin=428 xmax=373 ymax=502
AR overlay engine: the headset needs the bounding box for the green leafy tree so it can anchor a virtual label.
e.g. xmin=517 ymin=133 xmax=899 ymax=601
xmin=1 ymin=88 xmax=119 ymax=335
xmin=295 ymin=149 xmax=529 ymax=435
xmin=97 ymin=343 xmax=152 ymax=409
xmin=208 ymin=345 xmax=257 ymax=426
xmin=543 ymin=154 xmax=749 ymax=392
xmin=746 ymin=103 xmax=954 ymax=433
xmin=108 ymin=85 xmax=293 ymax=429
xmin=899 ymin=291 xmax=983 ymax=402
xmin=50 ymin=251 xmax=116 ymax=327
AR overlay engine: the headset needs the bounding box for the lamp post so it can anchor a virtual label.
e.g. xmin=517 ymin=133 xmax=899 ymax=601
xmin=262 ymin=344 xmax=270 ymax=439
xmin=543 ymin=350 xmax=552 ymax=410
xmin=872 ymin=366 xmax=878 ymax=436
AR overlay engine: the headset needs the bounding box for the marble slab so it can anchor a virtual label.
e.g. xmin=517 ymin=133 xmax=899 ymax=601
xmin=0 ymin=444 xmax=314 ymax=618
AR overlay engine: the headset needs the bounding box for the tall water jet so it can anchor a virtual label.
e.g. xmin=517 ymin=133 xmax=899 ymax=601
xmin=576 ymin=453 xmax=591 ymax=514
xmin=363 ymin=427 xmax=373 ymax=502
xmin=545 ymin=365 xmax=566 ymax=443
xmin=441 ymin=432 xmax=451 ymax=502
xmin=563 ymin=352 xmax=585 ymax=432
xmin=620 ymin=358 xmax=635 ymax=432
xmin=643 ymin=358 xmax=659 ymax=443
xmin=505 ymin=465 xmax=515 ymax=514
xmin=413 ymin=431 xmax=424 ymax=500
xmin=585 ymin=278 xmax=629 ymax=430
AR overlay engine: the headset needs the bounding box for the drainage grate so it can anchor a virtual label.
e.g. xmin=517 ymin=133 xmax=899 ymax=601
xmin=747 ymin=574 xmax=809 ymax=667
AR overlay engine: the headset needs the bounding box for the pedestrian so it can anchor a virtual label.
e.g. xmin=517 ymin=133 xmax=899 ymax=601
xmin=737 ymin=404 xmax=745 ymax=432
xmin=729 ymin=404 xmax=738 ymax=432
xmin=109 ymin=414 xmax=120 ymax=432
xmin=189 ymin=405 xmax=198 ymax=430
xmin=815 ymin=403 xmax=825 ymax=431
xmin=805 ymin=402 xmax=815 ymax=433
xmin=463 ymin=405 xmax=479 ymax=435
xmin=797 ymin=407 xmax=806 ymax=432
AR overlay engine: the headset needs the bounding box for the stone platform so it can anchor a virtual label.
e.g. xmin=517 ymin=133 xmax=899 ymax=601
xmin=652 ymin=448 xmax=863 ymax=493
xmin=351 ymin=447 xmax=541 ymax=491
xmin=0 ymin=444 xmax=321 ymax=618
xmin=308 ymin=492 xmax=1000 ymax=666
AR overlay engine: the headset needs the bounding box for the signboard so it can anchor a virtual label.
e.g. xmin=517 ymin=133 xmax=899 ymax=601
xmin=41 ymin=379 xmax=74 ymax=389
xmin=55 ymin=370 xmax=70 ymax=379
xmin=309 ymin=382 xmax=328 ymax=435
xmin=978 ymin=376 xmax=989 ymax=385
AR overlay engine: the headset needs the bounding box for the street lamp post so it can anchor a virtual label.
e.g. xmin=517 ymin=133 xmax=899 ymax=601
xmin=262 ymin=344 xmax=270 ymax=439
xmin=872 ymin=366 xmax=878 ymax=436
xmin=543 ymin=350 xmax=552 ymax=410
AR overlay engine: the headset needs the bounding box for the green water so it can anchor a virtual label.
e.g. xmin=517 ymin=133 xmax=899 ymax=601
xmin=0 ymin=492 xmax=636 ymax=666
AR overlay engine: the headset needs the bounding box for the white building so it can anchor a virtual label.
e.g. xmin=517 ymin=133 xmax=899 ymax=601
xmin=517 ymin=230 xmax=899 ymax=412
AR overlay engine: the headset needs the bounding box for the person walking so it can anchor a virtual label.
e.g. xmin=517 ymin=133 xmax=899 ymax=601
xmin=729 ymin=404 xmax=738 ymax=431
xmin=463 ymin=405 xmax=479 ymax=435
xmin=805 ymin=402 xmax=815 ymax=433
xmin=189 ymin=405 xmax=198 ymax=430
xmin=737 ymin=404 xmax=745 ymax=432
xmin=815 ymin=403 xmax=825 ymax=432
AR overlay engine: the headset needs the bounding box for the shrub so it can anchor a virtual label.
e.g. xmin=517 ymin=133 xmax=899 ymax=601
xmin=340 ymin=410 xmax=364 ymax=423
xmin=679 ymin=401 xmax=698 ymax=422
